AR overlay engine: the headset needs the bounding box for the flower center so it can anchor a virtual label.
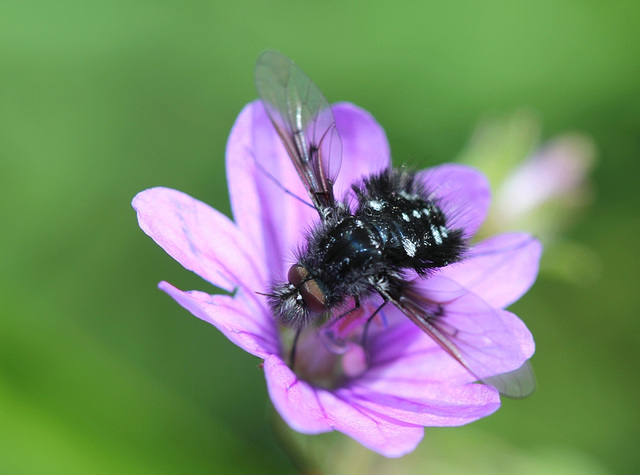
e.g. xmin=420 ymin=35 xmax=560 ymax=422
xmin=280 ymin=308 xmax=381 ymax=389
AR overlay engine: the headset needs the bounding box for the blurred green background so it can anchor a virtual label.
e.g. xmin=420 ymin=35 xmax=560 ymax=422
xmin=2 ymin=1 xmax=639 ymax=473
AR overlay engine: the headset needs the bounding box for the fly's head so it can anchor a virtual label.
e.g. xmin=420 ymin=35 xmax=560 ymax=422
xmin=267 ymin=264 xmax=327 ymax=329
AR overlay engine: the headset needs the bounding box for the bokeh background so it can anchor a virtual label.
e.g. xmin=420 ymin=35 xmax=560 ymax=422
xmin=2 ymin=1 xmax=639 ymax=473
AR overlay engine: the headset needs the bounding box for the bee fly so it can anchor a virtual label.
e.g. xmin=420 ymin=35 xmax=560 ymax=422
xmin=255 ymin=51 xmax=535 ymax=398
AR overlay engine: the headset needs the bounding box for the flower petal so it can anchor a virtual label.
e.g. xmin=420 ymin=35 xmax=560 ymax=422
xmin=352 ymin=320 xmax=503 ymax=426
xmin=343 ymin=379 xmax=500 ymax=427
xmin=331 ymin=102 xmax=391 ymax=200
xmin=417 ymin=163 xmax=491 ymax=238
xmin=497 ymin=135 xmax=595 ymax=218
xmin=412 ymin=275 xmax=535 ymax=377
xmin=361 ymin=273 xmax=535 ymax=397
xmin=133 ymin=187 xmax=265 ymax=293
xmin=226 ymin=102 xmax=318 ymax=274
xmin=160 ymin=282 xmax=279 ymax=358
xmin=317 ymin=391 xmax=424 ymax=458
xmin=441 ymin=233 xmax=542 ymax=309
xmin=263 ymin=354 xmax=334 ymax=433
xmin=264 ymin=355 xmax=424 ymax=457
xmin=366 ymin=317 xmax=471 ymax=384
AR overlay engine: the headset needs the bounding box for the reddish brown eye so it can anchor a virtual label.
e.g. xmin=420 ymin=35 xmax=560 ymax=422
xmin=288 ymin=265 xmax=326 ymax=313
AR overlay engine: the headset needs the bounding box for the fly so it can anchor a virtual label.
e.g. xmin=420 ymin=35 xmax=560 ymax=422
xmin=255 ymin=51 xmax=535 ymax=398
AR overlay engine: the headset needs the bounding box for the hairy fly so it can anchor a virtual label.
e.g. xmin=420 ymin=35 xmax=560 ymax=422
xmin=255 ymin=51 xmax=535 ymax=398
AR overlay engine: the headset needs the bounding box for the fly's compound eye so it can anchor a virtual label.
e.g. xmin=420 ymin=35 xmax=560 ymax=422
xmin=288 ymin=265 xmax=326 ymax=313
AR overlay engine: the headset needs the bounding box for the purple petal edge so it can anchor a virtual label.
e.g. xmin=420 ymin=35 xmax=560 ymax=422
xmin=264 ymin=355 xmax=425 ymax=457
xmin=133 ymin=187 xmax=265 ymax=293
xmin=159 ymin=281 xmax=279 ymax=359
xmin=441 ymin=232 xmax=542 ymax=309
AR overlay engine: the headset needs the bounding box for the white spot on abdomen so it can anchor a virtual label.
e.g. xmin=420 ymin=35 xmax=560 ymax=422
xmin=430 ymin=224 xmax=443 ymax=245
xmin=368 ymin=200 xmax=384 ymax=211
xmin=402 ymin=237 xmax=417 ymax=257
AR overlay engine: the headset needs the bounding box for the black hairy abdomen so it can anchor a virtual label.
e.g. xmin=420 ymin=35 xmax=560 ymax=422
xmin=299 ymin=168 xmax=466 ymax=306
xmin=355 ymin=169 xmax=466 ymax=273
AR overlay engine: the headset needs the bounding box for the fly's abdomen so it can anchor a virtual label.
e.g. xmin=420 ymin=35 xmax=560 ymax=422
xmin=355 ymin=168 xmax=467 ymax=274
xmin=384 ymin=200 xmax=465 ymax=271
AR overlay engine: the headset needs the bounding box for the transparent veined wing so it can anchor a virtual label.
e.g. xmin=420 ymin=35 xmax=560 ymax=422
xmin=378 ymin=276 xmax=536 ymax=398
xmin=255 ymin=51 xmax=342 ymax=213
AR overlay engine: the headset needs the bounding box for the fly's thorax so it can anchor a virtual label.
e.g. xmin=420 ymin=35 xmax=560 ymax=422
xmin=297 ymin=217 xmax=386 ymax=296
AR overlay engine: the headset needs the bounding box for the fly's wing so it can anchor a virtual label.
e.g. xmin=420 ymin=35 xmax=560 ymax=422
xmin=255 ymin=51 xmax=342 ymax=213
xmin=377 ymin=278 xmax=536 ymax=399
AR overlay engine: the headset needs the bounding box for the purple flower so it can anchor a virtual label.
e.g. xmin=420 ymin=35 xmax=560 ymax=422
xmin=490 ymin=135 xmax=596 ymax=244
xmin=133 ymin=102 xmax=541 ymax=457
xmin=457 ymin=111 xmax=596 ymax=242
